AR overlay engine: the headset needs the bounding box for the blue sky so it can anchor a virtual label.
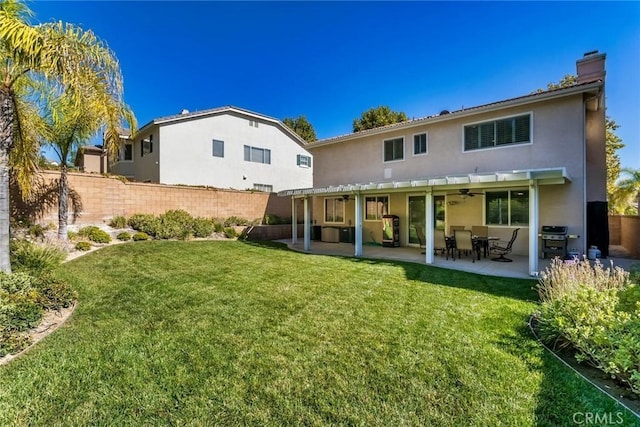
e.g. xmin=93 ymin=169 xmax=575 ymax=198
xmin=32 ymin=1 xmax=639 ymax=170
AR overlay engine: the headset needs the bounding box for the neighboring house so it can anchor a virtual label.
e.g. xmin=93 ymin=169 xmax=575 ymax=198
xmin=280 ymin=51 xmax=608 ymax=276
xmin=74 ymin=145 xmax=107 ymax=174
xmin=108 ymin=106 xmax=313 ymax=193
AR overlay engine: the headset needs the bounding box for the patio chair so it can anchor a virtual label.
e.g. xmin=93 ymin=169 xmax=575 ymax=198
xmin=415 ymin=226 xmax=426 ymax=254
xmin=454 ymin=230 xmax=476 ymax=263
xmin=434 ymin=229 xmax=447 ymax=257
xmin=489 ymin=228 xmax=520 ymax=262
xmin=471 ymin=225 xmax=488 ymax=238
xmin=449 ymin=225 xmax=465 ymax=236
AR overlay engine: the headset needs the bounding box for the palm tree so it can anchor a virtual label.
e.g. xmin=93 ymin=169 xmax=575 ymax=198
xmin=0 ymin=0 xmax=135 ymax=270
xmin=43 ymin=89 xmax=134 ymax=241
xmin=610 ymin=168 xmax=640 ymax=215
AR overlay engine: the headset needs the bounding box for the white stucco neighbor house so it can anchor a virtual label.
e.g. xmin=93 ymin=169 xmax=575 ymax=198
xmin=279 ymin=51 xmax=609 ymax=277
xmin=109 ymin=106 xmax=313 ymax=193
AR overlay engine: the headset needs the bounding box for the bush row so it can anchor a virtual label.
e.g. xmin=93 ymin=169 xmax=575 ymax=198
xmin=535 ymin=257 xmax=640 ymax=396
xmin=124 ymin=210 xmax=246 ymax=240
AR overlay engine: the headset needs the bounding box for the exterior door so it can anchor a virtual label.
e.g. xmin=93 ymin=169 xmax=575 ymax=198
xmin=408 ymin=196 xmax=425 ymax=245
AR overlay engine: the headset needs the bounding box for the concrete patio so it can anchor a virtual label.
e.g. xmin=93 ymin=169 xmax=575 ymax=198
xmin=281 ymin=240 xmax=638 ymax=280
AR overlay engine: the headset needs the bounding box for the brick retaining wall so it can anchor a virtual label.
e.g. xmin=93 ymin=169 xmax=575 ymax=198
xmin=31 ymin=171 xmax=294 ymax=226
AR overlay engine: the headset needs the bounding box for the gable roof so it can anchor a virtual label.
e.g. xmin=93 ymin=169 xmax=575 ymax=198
xmin=135 ymin=105 xmax=308 ymax=146
xmin=307 ymin=79 xmax=603 ymax=149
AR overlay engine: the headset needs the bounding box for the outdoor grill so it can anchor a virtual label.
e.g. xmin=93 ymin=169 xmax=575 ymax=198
xmin=540 ymin=225 xmax=574 ymax=258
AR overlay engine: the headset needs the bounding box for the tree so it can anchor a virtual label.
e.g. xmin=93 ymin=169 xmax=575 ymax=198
xmin=539 ymin=75 xmax=625 ymax=208
xmin=0 ymin=0 xmax=135 ymax=270
xmin=352 ymin=106 xmax=408 ymax=132
xmin=283 ymin=115 xmax=317 ymax=142
xmin=43 ymin=85 xmax=135 ymax=242
xmin=609 ymin=168 xmax=640 ymax=215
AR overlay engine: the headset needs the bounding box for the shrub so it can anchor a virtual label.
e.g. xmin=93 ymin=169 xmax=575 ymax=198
xmin=0 ymin=328 xmax=30 ymax=357
xmin=223 ymin=227 xmax=237 ymax=239
xmin=67 ymin=231 xmax=78 ymax=241
xmin=132 ymin=232 xmax=149 ymax=241
xmin=78 ymin=226 xmax=111 ymax=244
xmin=117 ymin=232 xmax=131 ymax=241
xmin=10 ymin=239 xmax=66 ymax=275
xmin=155 ymin=210 xmax=194 ymax=240
xmin=0 ymin=272 xmax=75 ymax=356
xmin=192 ymin=217 xmax=215 ymax=238
xmin=108 ymin=215 xmax=128 ymax=229
xmin=28 ymin=224 xmax=48 ymax=239
xmin=33 ymin=273 xmax=76 ymax=311
xmin=535 ymin=257 xmax=639 ymax=396
xmin=127 ymin=214 xmax=159 ymax=237
xmin=213 ymin=221 xmax=224 ymax=233
xmin=0 ymin=272 xmax=42 ymax=333
xmin=75 ymin=241 xmax=92 ymax=251
xmin=224 ymin=216 xmax=249 ymax=227
xmin=630 ymin=263 xmax=640 ymax=285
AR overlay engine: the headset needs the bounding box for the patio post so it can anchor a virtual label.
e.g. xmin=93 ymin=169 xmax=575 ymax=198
xmin=291 ymin=197 xmax=297 ymax=245
xmin=528 ymin=180 xmax=539 ymax=276
xmin=303 ymin=196 xmax=310 ymax=252
xmin=425 ymin=190 xmax=434 ymax=264
xmin=354 ymin=193 xmax=363 ymax=257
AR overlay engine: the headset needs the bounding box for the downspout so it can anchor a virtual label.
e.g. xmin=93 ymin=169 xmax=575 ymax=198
xmin=582 ymin=98 xmax=588 ymax=255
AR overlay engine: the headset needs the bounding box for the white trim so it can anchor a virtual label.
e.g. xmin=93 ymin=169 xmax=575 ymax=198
xmin=412 ymin=131 xmax=428 ymax=156
xmin=382 ymin=136 xmax=405 ymax=163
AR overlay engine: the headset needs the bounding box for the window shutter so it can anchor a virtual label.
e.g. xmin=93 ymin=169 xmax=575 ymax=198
xmin=296 ymin=154 xmax=301 ymax=165
xmin=515 ymin=115 xmax=530 ymax=143
xmin=308 ymin=156 xmax=311 ymax=167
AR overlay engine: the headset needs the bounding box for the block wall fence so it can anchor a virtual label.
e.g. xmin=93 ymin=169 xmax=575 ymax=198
xmin=609 ymin=215 xmax=640 ymax=259
xmin=32 ymin=171 xmax=296 ymax=226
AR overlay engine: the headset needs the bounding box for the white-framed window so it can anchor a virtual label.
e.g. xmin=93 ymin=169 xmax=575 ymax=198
xmin=297 ymin=154 xmax=311 ymax=168
xmin=244 ymin=145 xmax=271 ymax=164
xmin=413 ymin=132 xmax=427 ymax=155
xmin=325 ymin=198 xmax=345 ymax=223
xmin=464 ymin=114 xmax=531 ymax=151
xmin=365 ymin=195 xmax=389 ymax=220
xmin=383 ymin=137 xmax=404 ymax=162
xmin=253 ymin=183 xmax=273 ymax=192
xmin=212 ymin=139 xmax=224 ymax=158
xmin=485 ymin=189 xmax=529 ymax=226
xmin=141 ymin=134 xmax=153 ymax=157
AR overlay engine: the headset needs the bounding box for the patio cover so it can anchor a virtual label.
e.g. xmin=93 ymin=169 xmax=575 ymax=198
xmin=278 ymin=167 xmax=571 ymax=277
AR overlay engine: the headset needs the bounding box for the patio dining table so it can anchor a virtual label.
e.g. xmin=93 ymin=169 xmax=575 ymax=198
xmin=445 ymin=235 xmax=499 ymax=260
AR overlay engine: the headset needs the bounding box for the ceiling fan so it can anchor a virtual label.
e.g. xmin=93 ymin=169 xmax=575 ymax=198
xmin=446 ymin=188 xmax=484 ymax=199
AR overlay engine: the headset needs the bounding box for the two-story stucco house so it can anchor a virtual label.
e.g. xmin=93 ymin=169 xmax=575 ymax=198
xmin=280 ymin=51 xmax=608 ymax=277
xmin=109 ymin=106 xmax=313 ymax=193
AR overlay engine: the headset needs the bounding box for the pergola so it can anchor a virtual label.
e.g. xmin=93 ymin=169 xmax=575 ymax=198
xmin=279 ymin=167 xmax=571 ymax=277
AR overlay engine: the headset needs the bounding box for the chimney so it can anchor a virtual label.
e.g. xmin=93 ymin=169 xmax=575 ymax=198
xmin=576 ymin=50 xmax=606 ymax=84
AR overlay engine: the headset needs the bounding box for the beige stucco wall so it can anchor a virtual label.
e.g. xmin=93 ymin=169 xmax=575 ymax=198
xmin=79 ymin=152 xmax=106 ymax=174
xmin=307 ymin=95 xmax=594 ymax=254
xmin=133 ymin=129 xmax=160 ymax=183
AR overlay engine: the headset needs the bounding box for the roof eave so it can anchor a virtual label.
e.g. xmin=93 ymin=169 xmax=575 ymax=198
xmin=307 ymin=81 xmax=603 ymax=149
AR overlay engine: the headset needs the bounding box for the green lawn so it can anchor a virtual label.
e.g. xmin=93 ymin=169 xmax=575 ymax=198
xmin=0 ymin=241 xmax=637 ymax=426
